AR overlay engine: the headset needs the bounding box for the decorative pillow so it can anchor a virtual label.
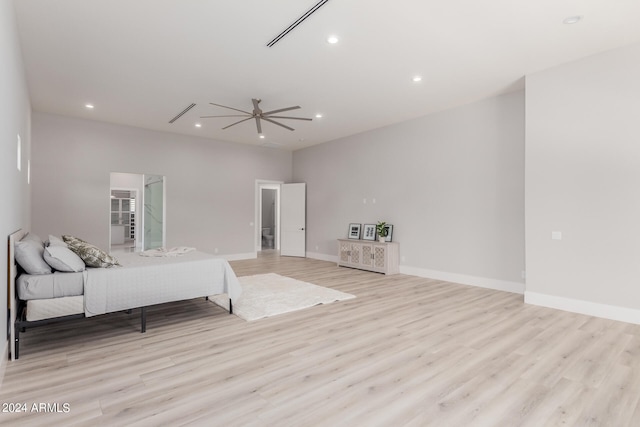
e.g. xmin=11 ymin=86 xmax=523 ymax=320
xmin=62 ymin=235 xmax=120 ymax=268
xmin=44 ymin=245 xmax=86 ymax=272
xmin=15 ymin=236 xmax=52 ymax=275
xmin=47 ymin=235 xmax=67 ymax=247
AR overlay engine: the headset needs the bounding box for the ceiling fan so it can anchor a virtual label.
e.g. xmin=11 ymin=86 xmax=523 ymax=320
xmin=200 ymin=98 xmax=312 ymax=134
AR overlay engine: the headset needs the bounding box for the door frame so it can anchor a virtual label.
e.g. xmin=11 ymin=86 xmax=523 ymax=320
xmin=255 ymin=179 xmax=283 ymax=252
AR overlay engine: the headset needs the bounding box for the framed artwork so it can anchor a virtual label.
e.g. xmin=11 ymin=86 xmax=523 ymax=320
xmin=381 ymin=224 xmax=393 ymax=242
xmin=348 ymin=223 xmax=361 ymax=239
xmin=362 ymin=224 xmax=376 ymax=241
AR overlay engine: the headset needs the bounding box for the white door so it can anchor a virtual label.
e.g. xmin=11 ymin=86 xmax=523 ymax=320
xmin=280 ymin=183 xmax=306 ymax=257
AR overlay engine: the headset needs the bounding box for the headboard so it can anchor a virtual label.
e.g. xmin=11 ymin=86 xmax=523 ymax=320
xmin=8 ymin=229 xmax=27 ymax=361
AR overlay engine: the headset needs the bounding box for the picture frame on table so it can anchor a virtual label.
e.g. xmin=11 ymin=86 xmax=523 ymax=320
xmin=380 ymin=224 xmax=393 ymax=242
xmin=362 ymin=224 xmax=376 ymax=241
xmin=348 ymin=223 xmax=361 ymax=239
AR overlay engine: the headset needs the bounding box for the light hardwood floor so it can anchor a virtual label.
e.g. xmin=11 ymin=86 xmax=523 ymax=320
xmin=2 ymin=252 xmax=640 ymax=426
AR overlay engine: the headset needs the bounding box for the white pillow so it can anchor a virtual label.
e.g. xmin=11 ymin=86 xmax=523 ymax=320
xmin=15 ymin=238 xmax=52 ymax=275
xmin=44 ymin=245 xmax=86 ymax=272
xmin=48 ymin=235 xmax=67 ymax=247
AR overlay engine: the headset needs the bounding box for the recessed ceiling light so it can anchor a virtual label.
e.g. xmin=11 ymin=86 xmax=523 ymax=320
xmin=195 ymin=123 xmax=202 ymax=128
xmin=412 ymin=76 xmax=422 ymax=82
xmin=327 ymin=36 xmax=339 ymax=44
xmin=563 ymin=15 xmax=582 ymax=24
xmin=85 ymin=104 xmax=94 ymax=109
xmin=259 ymin=134 xmax=265 ymax=139
xmin=315 ymin=113 xmax=323 ymax=118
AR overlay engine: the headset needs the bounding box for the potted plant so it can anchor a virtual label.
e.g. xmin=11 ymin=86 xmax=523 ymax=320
xmin=376 ymin=221 xmax=388 ymax=243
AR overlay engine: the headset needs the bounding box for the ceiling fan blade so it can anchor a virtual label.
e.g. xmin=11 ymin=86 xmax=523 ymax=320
xmin=252 ymin=98 xmax=262 ymax=114
xmin=222 ymin=117 xmax=254 ymax=130
xmin=262 ymin=117 xmax=295 ymax=131
xmin=262 ymin=106 xmax=301 ymax=115
xmin=200 ymin=114 xmax=251 ymax=118
xmin=267 ymin=115 xmax=313 ymax=121
xmin=209 ymin=102 xmax=252 ymax=115
xmin=255 ymin=117 xmax=262 ymax=134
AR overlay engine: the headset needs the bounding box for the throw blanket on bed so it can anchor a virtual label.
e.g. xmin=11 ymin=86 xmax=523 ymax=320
xmin=82 ymin=251 xmax=241 ymax=317
xmin=139 ymin=246 xmax=196 ymax=257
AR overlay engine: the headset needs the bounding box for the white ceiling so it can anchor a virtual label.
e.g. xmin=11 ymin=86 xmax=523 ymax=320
xmin=14 ymin=0 xmax=640 ymax=150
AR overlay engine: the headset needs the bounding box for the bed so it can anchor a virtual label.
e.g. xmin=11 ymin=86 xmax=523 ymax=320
xmin=8 ymin=229 xmax=242 ymax=360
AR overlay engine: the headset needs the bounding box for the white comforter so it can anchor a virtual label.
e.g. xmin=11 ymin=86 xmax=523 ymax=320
xmin=139 ymin=246 xmax=196 ymax=257
xmin=82 ymin=251 xmax=241 ymax=317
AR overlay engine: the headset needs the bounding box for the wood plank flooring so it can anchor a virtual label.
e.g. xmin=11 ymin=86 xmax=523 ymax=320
xmin=2 ymin=252 xmax=640 ymax=426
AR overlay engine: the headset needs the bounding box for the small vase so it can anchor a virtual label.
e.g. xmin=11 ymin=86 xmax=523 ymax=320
xmin=378 ymin=236 xmax=386 ymax=243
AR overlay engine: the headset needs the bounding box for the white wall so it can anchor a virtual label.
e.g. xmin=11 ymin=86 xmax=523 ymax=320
xmin=31 ymin=113 xmax=292 ymax=257
xmin=525 ymin=42 xmax=640 ymax=322
xmin=294 ymin=91 xmax=525 ymax=292
xmin=111 ymin=172 xmax=144 ymax=191
xmin=0 ymin=0 xmax=32 ymax=376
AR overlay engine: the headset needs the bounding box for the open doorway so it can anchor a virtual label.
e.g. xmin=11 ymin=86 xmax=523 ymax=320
xmin=110 ymin=173 xmax=143 ymax=253
xmin=110 ymin=172 xmax=166 ymax=253
xmin=261 ymin=188 xmax=277 ymax=250
xmin=256 ymin=181 xmax=281 ymax=252
xmin=110 ymin=188 xmax=138 ymax=252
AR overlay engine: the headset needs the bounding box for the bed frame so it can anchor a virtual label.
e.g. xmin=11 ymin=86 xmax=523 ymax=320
xmin=7 ymin=229 xmax=233 ymax=360
xmin=8 ymin=229 xmax=26 ymax=361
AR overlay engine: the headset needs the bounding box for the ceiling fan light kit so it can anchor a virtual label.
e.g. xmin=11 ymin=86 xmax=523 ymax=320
xmin=200 ymin=98 xmax=312 ymax=134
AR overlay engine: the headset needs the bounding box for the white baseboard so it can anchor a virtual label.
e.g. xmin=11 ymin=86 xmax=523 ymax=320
xmin=306 ymin=252 xmax=338 ymax=263
xmin=399 ymin=265 xmax=525 ymax=294
xmin=297 ymin=251 xmax=640 ymax=325
xmin=525 ymin=291 xmax=640 ymax=325
xmin=222 ymin=252 xmax=257 ymax=261
xmin=0 ymin=341 xmax=7 ymax=389
xmin=306 ymin=252 xmax=524 ymax=295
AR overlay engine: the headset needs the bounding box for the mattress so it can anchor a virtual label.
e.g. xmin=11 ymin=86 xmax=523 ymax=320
xmin=26 ymin=296 xmax=84 ymax=321
xmin=17 ymin=271 xmax=84 ymax=300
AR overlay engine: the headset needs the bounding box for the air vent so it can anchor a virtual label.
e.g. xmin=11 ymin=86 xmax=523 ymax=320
xmin=168 ymin=103 xmax=196 ymax=124
xmin=267 ymin=0 xmax=330 ymax=47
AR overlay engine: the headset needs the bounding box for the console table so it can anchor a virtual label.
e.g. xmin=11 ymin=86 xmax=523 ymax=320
xmin=337 ymin=239 xmax=399 ymax=275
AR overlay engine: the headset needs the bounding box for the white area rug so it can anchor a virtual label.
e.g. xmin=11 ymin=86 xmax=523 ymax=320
xmin=211 ymin=273 xmax=356 ymax=321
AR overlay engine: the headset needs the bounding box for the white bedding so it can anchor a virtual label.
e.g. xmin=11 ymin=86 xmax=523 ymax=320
xmin=17 ymin=271 xmax=84 ymax=300
xmin=82 ymin=251 xmax=241 ymax=317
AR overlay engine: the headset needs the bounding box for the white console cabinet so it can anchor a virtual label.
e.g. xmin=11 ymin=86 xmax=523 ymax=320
xmin=337 ymin=239 xmax=399 ymax=275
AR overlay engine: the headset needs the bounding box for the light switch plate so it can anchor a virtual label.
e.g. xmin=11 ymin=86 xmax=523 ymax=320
xmin=552 ymin=231 xmax=562 ymax=240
